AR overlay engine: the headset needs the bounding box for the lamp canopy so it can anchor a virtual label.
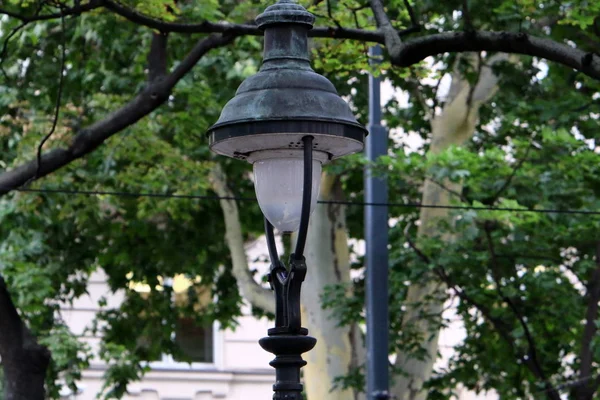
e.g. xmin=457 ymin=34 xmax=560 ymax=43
xmin=207 ymin=0 xmax=367 ymax=162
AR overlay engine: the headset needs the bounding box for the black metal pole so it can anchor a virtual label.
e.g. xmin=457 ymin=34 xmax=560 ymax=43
xmin=260 ymin=135 xmax=316 ymax=400
xmin=365 ymin=45 xmax=390 ymax=400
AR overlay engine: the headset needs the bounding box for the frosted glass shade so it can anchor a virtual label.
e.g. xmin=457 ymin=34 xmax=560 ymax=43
xmin=252 ymin=151 xmax=325 ymax=233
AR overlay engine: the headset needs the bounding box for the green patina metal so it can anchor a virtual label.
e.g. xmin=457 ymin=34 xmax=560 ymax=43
xmin=207 ymin=0 xmax=367 ymax=161
xmin=256 ymin=0 xmax=315 ymax=28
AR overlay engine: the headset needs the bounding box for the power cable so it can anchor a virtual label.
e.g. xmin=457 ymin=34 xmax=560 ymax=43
xmin=4 ymin=186 xmax=600 ymax=216
xmin=5 ymin=184 xmax=600 ymax=396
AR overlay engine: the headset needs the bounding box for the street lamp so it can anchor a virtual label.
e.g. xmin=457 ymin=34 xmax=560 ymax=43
xmin=207 ymin=0 xmax=367 ymax=398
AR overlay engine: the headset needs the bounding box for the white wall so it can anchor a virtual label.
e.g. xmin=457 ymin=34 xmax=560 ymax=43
xmin=62 ymin=240 xmax=499 ymax=400
xmin=61 ymin=270 xmax=274 ymax=400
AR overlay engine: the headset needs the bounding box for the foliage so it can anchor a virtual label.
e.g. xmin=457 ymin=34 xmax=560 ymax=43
xmin=0 ymin=5 xmax=264 ymax=397
xmin=0 ymin=0 xmax=598 ymax=399
xmin=409 ymin=129 xmax=600 ymax=398
xmin=321 ymin=2 xmax=600 ymax=399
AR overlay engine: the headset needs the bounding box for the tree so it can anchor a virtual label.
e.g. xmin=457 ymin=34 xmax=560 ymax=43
xmin=0 ymin=5 xmax=262 ymax=397
xmin=386 ymin=51 xmax=510 ymax=400
xmin=0 ymin=0 xmax=599 ymax=399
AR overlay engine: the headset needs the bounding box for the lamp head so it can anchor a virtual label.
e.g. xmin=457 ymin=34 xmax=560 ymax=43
xmin=207 ymin=0 xmax=366 ymax=161
xmin=207 ymin=0 xmax=367 ymax=231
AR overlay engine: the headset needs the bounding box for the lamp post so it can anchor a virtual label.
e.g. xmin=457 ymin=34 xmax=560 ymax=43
xmin=207 ymin=1 xmax=367 ymax=398
xmin=365 ymin=45 xmax=390 ymax=400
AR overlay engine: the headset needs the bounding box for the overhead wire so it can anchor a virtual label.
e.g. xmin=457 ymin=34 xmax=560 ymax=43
xmin=4 ymin=186 xmax=600 ymax=216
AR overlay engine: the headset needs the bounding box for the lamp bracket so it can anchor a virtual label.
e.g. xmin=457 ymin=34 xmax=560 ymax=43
xmin=260 ymin=135 xmax=316 ymax=399
xmin=266 ymin=254 xmax=307 ymax=334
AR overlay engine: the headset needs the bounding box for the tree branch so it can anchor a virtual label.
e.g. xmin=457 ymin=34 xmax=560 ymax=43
xmin=427 ymin=177 xmax=469 ymax=203
xmin=0 ymin=0 xmax=103 ymax=22
xmin=0 ymin=33 xmax=236 ymax=195
xmin=432 ymin=259 xmax=518 ymax=355
xmin=578 ymin=241 xmax=600 ymax=398
xmin=147 ymin=32 xmax=169 ymax=82
xmin=2 ymin=3 xmax=599 ymax=81
xmin=462 ymin=0 xmax=474 ymax=32
xmin=491 ymin=133 xmax=536 ymax=203
xmin=466 ymin=52 xmax=483 ymax=108
xmin=0 ymin=274 xmax=24 ymax=358
xmin=102 ymin=0 xmax=599 ymax=87
xmin=495 ymin=253 xmax=562 ymax=264
xmin=0 ymin=0 xmax=400 ymax=43
xmin=483 ymin=222 xmax=561 ymax=400
xmin=471 ymin=52 xmax=513 ymax=103
xmin=369 ymin=0 xmax=403 ymax=58
xmin=406 ymin=224 xmax=561 ymax=400
xmin=0 ymin=21 xmax=29 ymax=68
xmin=430 ymin=76 xmax=443 ymax=118
xmin=391 ymin=31 xmax=600 ymax=81
xmin=404 ymin=227 xmax=509 ymax=335
xmin=208 ymin=164 xmax=275 ymax=315
xmin=326 ymin=0 xmax=342 ymax=28
xmin=102 ymin=0 xmax=394 ymax=42
xmin=403 ymin=0 xmax=419 ymax=30
xmin=101 ymin=0 xmax=260 ymax=36
xmin=34 ymin=9 xmax=67 ymax=181
xmin=593 ymin=375 xmax=600 ymax=397
xmin=441 ymin=272 xmax=559 ymax=400
xmin=0 ymin=21 xmax=27 ymax=81
xmin=0 ymin=274 xmax=50 ymax=398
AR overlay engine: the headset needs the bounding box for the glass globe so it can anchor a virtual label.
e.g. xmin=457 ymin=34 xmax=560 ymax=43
xmin=251 ymin=150 xmax=327 ymax=233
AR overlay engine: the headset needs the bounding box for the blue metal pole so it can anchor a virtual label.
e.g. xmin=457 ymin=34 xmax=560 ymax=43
xmin=365 ymin=45 xmax=390 ymax=400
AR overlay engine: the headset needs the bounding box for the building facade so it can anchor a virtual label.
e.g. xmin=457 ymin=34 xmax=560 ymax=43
xmin=62 ymin=269 xmax=496 ymax=400
xmin=61 ymin=270 xmax=274 ymax=400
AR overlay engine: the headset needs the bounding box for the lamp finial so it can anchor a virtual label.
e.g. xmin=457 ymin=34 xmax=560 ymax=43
xmin=256 ymin=0 xmax=315 ymax=29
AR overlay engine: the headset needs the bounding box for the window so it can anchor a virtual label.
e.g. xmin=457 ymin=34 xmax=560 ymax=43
xmin=129 ymin=274 xmax=221 ymax=369
xmin=173 ymin=317 xmax=213 ymax=363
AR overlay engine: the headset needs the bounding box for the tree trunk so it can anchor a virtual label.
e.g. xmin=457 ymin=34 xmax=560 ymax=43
xmin=391 ymin=53 xmax=510 ymax=400
xmin=209 ymin=164 xmax=275 ymax=315
xmin=302 ymin=173 xmax=365 ymax=400
xmin=3 ymin=352 xmax=49 ymax=400
xmin=0 ymin=276 xmax=50 ymax=400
